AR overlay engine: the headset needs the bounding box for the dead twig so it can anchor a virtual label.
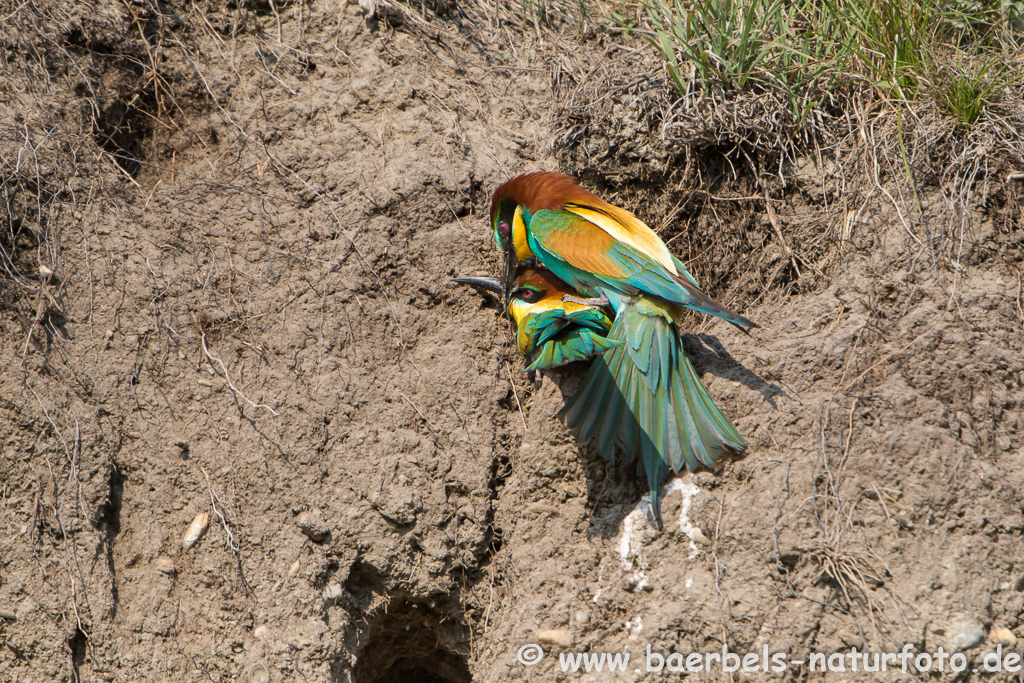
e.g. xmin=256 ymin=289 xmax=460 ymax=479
xmin=836 ymin=323 xmax=943 ymax=394
xmin=199 ymin=465 xmax=254 ymax=597
xmin=198 ymin=326 xmax=279 ymax=416
xmin=505 ymin=362 xmax=528 ymax=430
xmin=763 ymin=190 xmax=801 ymax=279
xmin=396 ymin=390 xmax=439 ymax=436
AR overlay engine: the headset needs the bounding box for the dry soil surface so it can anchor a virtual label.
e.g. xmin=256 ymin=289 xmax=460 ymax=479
xmin=1 ymin=2 xmax=1023 ymax=682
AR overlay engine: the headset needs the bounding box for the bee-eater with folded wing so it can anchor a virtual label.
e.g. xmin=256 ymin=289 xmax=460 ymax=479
xmin=455 ymin=259 xmax=622 ymax=371
xmin=491 ymin=171 xmax=754 ymax=525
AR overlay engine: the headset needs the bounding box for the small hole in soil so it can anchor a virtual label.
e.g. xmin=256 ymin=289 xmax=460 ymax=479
xmin=92 ymin=97 xmax=153 ymax=177
xmin=99 ymin=465 xmax=124 ymax=536
xmin=69 ymin=627 xmax=87 ymax=676
xmin=351 ymin=599 xmax=471 ymax=683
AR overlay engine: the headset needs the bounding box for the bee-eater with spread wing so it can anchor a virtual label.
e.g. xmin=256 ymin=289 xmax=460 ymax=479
xmin=455 ymin=260 xmax=622 ymax=371
xmin=491 ymin=171 xmax=754 ymax=524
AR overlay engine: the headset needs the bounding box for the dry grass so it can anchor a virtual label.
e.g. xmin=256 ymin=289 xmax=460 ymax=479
xmin=803 ymin=398 xmax=913 ymax=650
xmin=543 ymin=3 xmax=1024 ymax=313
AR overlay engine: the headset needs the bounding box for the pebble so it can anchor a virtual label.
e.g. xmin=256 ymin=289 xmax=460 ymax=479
xmin=624 ymin=575 xmax=652 ymax=592
xmin=154 ymin=557 xmax=176 ymax=574
xmin=253 ymin=625 xmax=269 ymax=639
xmin=288 ymin=559 xmax=301 ymax=578
xmin=691 ymin=527 xmax=711 ymax=546
xmin=991 ymin=627 xmax=1017 ymax=648
xmin=950 ymin=620 xmax=985 ymax=650
xmin=323 ymin=583 xmax=344 ymax=605
xmin=249 ymin=662 xmax=270 ymax=683
xmin=538 ymin=629 xmax=572 ymax=648
xmin=525 ymin=503 xmax=561 ymax=517
xmin=297 ymin=509 xmax=330 ymax=542
xmin=574 ymin=611 xmax=589 ymax=625
xmin=182 ymin=512 xmax=209 ymax=550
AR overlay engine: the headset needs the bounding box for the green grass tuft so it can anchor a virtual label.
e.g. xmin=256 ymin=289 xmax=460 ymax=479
xmin=934 ymin=51 xmax=1024 ymax=125
xmin=619 ymin=0 xmax=1023 ymax=129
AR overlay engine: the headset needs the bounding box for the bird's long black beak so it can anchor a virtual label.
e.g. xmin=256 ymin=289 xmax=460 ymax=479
xmin=453 ymin=275 xmax=513 ymax=328
xmin=452 ymin=276 xmax=503 ymax=295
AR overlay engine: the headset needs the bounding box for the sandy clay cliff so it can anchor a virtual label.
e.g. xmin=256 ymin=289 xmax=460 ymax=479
xmin=1 ymin=1 xmax=1023 ymax=681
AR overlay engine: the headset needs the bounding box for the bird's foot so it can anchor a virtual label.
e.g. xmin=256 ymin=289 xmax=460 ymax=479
xmin=561 ymin=293 xmax=610 ymax=307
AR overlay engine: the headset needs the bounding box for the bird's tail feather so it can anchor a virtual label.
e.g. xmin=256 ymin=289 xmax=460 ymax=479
xmin=559 ymin=303 xmax=746 ymax=525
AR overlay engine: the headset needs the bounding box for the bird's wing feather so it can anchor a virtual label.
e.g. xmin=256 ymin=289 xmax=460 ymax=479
xmin=562 ymin=307 xmax=616 ymax=333
xmin=517 ymin=307 xmax=570 ymax=349
xmin=526 ymin=332 xmax=621 ymax=371
xmin=534 ymin=214 xmax=630 ymax=280
xmin=520 ymin=306 xmax=614 ymax=344
xmin=671 ymin=254 xmax=702 ymax=289
xmin=563 ymin=203 xmax=677 ymax=275
xmin=530 ymin=209 xmax=756 ymax=327
xmin=516 ymin=301 xmax=621 ymax=371
xmin=531 ymin=209 xmax=672 ymax=287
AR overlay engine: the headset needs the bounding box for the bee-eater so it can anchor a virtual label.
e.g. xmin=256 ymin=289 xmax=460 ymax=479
xmin=454 ymin=260 xmax=622 ymax=371
xmin=491 ymin=171 xmax=754 ymax=525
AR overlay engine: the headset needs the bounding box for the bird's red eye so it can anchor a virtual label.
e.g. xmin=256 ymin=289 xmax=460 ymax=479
xmin=498 ymin=221 xmax=510 ymax=236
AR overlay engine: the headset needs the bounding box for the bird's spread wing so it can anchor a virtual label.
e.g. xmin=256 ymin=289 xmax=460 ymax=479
xmin=518 ymin=307 xmax=621 ymax=371
xmin=526 ymin=332 xmax=621 ymax=371
xmin=521 ymin=307 xmax=611 ymax=348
